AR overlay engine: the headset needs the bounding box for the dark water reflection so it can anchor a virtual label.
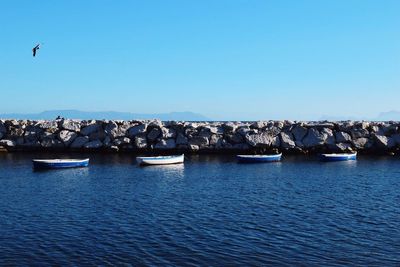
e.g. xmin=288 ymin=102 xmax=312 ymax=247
xmin=0 ymin=153 xmax=399 ymax=265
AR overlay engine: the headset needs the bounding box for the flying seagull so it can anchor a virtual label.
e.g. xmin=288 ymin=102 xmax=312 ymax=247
xmin=32 ymin=44 xmax=40 ymax=57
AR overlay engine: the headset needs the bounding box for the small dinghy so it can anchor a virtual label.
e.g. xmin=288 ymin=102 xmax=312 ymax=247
xmin=32 ymin=158 xmax=90 ymax=169
xmin=320 ymin=152 xmax=357 ymax=162
xmin=136 ymin=154 xmax=184 ymax=166
xmin=237 ymin=153 xmax=282 ymax=163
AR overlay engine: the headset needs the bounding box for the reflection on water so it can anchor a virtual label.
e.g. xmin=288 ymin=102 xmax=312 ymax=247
xmin=0 ymin=153 xmax=399 ymax=265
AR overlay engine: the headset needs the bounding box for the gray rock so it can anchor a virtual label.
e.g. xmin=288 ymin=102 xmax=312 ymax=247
xmin=147 ymin=128 xmax=161 ymax=141
xmin=0 ymin=122 xmax=6 ymax=134
xmin=81 ymin=123 xmax=102 ymax=136
xmin=155 ymin=139 xmax=176 ymax=150
xmin=148 ymin=119 xmax=162 ymax=128
xmin=352 ymin=138 xmax=370 ymax=149
xmin=271 ymin=136 xmax=281 ymax=148
xmin=350 ymin=128 xmax=369 ymax=139
xmin=36 ymin=120 xmax=58 ymax=130
xmin=335 ymin=131 xmax=352 ymax=143
xmin=334 ymin=143 xmax=353 ymax=152
xmin=226 ymin=133 xmax=243 ymax=144
xmin=61 ymin=119 xmax=81 ymax=132
xmin=8 ymin=127 xmax=25 ymax=138
xmin=321 ymin=128 xmax=336 ymax=146
xmin=0 ymin=139 xmax=16 ymax=147
xmin=280 ymin=132 xmax=295 ymax=149
xmin=134 ymin=136 xmax=147 ymax=149
xmin=24 ymin=131 xmax=40 ymax=143
xmin=70 ymin=136 xmax=90 ymax=148
xmin=245 ymin=133 xmax=273 ymax=147
xmin=89 ymin=130 xmax=107 ymax=141
xmin=41 ymin=138 xmax=64 ymax=148
xmin=161 ymin=127 xmax=176 ymax=139
xmin=302 ymin=129 xmax=325 ymax=148
xmin=176 ymin=133 xmax=188 ymax=145
xmin=209 ymin=134 xmax=222 ymax=146
xmin=264 ymin=126 xmax=281 ymax=137
xmin=237 ymin=126 xmax=251 ymax=136
xmin=291 ymin=126 xmax=308 ymax=141
xmin=295 ymin=140 xmax=304 ymax=148
xmin=128 ymin=124 xmax=147 ymax=137
xmin=189 ymin=136 xmax=209 ymax=147
xmin=206 ymin=126 xmax=224 ymax=134
xmin=251 ymin=121 xmax=266 ymax=129
xmin=103 ymin=136 xmax=112 ymax=147
xmin=84 ymin=140 xmax=103 ymax=149
xmin=58 ymin=130 xmax=77 ymax=146
xmin=223 ymin=122 xmax=237 ymax=132
xmin=374 ymin=135 xmax=395 ymax=149
xmin=391 ymin=134 xmax=400 ymax=145
xmin=113 ymin=137 xmax=131 ymax=146
xmin=189 ymin=144 xmax=199 ymax=151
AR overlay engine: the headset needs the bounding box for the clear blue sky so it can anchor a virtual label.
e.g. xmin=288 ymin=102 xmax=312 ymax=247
xmin=1 ymin=0 xmax=399 ymax=120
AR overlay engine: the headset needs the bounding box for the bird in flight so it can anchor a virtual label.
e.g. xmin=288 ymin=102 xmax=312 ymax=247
xmin=32 ymin=44 xmax=40 ymax=57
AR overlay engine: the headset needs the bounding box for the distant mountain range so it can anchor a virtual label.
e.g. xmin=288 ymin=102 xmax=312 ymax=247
xmin=320 ymin=111 xmax=400 ymax=121
xmin=0 ymin=110 xmax=211 ymax=121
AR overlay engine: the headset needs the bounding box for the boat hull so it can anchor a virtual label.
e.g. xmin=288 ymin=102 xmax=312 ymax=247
xmin=33 ymin=159 xmax=90 ymax=169
xmin=136 ymin=154 xmax=184 ymax=166
xmin=237 ymin=154 xmax=282 ymax=163
xmin=320 ymin=153 xmax=357 ymax=162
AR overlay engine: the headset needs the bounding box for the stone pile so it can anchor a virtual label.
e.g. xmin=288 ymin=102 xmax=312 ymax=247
xmin=0 ymin=119 xmax=400 ymax=154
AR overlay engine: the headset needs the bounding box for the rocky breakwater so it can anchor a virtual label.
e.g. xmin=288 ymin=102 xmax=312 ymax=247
xmin=0 ymin=119 xmax=400 ymax=154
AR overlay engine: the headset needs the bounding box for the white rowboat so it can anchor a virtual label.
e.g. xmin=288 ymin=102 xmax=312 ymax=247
xmin=136 ymin=154 xmax=184 ymax=166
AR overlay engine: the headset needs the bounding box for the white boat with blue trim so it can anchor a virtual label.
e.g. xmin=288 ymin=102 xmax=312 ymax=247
xmin=32 ymin=158 xmax=90 ymax=169
xmin=136 ymin=154 xmax=184 ymax=166
xmin=237 ymin=153 xmax=282 ymax=163
xmin=320 ymin=152 xmax=357 ymax=162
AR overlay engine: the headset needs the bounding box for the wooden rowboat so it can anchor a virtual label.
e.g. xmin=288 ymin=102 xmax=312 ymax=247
xmin=237 ymin=153 xmax=282 ymax=163
xmin=136 ymin=154 xmax=184 ymax=166
xmin=32 ymin=158 xmax=90 ymax=169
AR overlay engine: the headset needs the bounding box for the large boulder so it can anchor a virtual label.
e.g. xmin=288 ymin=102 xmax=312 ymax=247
xmin=250 ymin=121 xmax=266 ymax=129
xmin=70 ymin=136 xmax=90 ymax=148
xmin=302 ymin=128 xmax=325 ymax=148
xmin=41 ymin=138 xmax=64 ymax=148
xmin=58 ymin=130 xmax=77 ymax=146
xmin=350 ymin=128 xmax=369 ymax=139
xmin=147 ymin=128 xmax=161 ymax=141
xmin=374 ymin=135 xmax=395 ymax=149
xmin=162 ymin=127 xmax=177 ymax=139
xmin=335 ymin=131 xmax=352 ymax=143
xmin=61 ymin=119 xmax=81 ymax=132
xmin=391 ymin=134 xmax=400 ymax=145
xmin=113 ymin=137 xmax=131 ymax=146
xmin=280 ymin=132 xmax=295 ymax=149
xmin=209 ymin=134 xmax=222 ymax=146
xmin=176 ymin=133 xmax=188 ymax=145
xmin=155 ymin=139 xmax=176 ymax=150
xmin=226 ymin=133 xmax=243 ymax=144
xmin=128 ymin=124 xmax=147 ymax=137
xmin=188 ymin=136 xmax=209 ymax=147
xmin=134 ymin=135 xmax=147 ymax=149
xmin=36 ymin=120 xmax=58 ymax=130
xmin=291 ymin=125 xmax=308 ymax=141
xmin=81 ymin=123 xmax=102 ymax=136
xmin=0 ymin=139 xmax=16 ymax=147
xmin=352 ymin=138 xmax=370 ymax=149
xmin=245 ymin=133 xmax=273 ymax=147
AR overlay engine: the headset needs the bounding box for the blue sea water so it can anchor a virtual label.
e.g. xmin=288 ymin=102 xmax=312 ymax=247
xmin=0 ymin=153 xmax=399 ymax=266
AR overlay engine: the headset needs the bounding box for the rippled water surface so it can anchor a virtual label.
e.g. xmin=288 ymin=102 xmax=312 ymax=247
xmin=0 ymin=153 xmax=400 ymax=265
